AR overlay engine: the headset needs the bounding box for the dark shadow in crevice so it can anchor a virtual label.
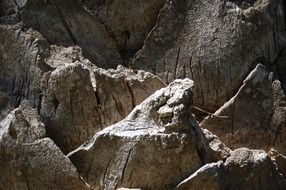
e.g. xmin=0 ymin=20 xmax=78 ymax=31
xmin=0 ymin=0 xmax=22 ymax=24
xmin=283 ymin=0 xmax=286 ymax=32
xmin=120 ymin=32 xmax=140 ymax=67
xmin=80 ymin=0 xmax=167 ymax=68
xmin=1 ymin=0 xmax=166 ymax=70
xmin=272 ymin=48 xmax=286 ymax=94
xmin=16 ymin=0 xmax=123 ymax=69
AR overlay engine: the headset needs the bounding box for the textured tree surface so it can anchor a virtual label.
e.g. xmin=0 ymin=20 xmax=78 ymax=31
xmin=1 ymin=0 xmax=286 ymax=189
xmin=68 ymin=79 xmax=231 ymax=190
xmin=176 ymin=148 xmax=286 ymax=190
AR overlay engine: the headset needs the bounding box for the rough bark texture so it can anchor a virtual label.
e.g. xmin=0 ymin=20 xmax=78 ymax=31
xmin=201 ymin=64 xmax=286 ymax=154
xmin=0 ymin=24 xmax=49 ymax=108
xmin=68 ymin=79 xmax=231 ymax=190
xmin=40 ymin=63 xmax=165 ymax=153
xmin=21 ymin=0 xmax=122 ymax=68
xmin=133 ymin=0 xmax=286 ymax=110
xmin=1 ymin=0 xmax=286 ymax=189
xmin=80 ymin=0 xmax=165 ymax=61
xmin=0 ymin=101 xmax=88 ymax=190
xmin=176 ymin=148 xmax=286 ymax=190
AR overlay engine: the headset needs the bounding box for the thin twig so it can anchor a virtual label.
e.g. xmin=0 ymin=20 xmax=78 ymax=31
xmin=192 ymin=106 xmax=229 ymax=119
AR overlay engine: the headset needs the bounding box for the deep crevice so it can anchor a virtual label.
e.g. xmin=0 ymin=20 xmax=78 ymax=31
xmin=273 ymin=48 xmax=286 ymax=94
xmin=126 ymin=81 xmax=136 ymax=109
xmin=119 ymin=148 xmax=133 ymax=186
xmin=81 ymin=0 xmax=166 ymax=67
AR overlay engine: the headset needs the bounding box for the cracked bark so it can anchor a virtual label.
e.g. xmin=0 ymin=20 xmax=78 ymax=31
xmin=174 ymin=45 xmax=182 ymax=79
xmin=112 ymin=94 xmax=125 ymax=118
xmin=126 ymin=80 xmax=136 ymax=109
xmin=120 ymin=148 xmax=133 ymax=183
xmin=103 ymin=156 xmax=113 ymax=185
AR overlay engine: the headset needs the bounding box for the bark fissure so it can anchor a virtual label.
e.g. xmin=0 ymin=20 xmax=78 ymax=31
xmin=174 ymin=44 xmax=182 ymax=79
xmin=126 ymin=80 xmax=136 ymax=108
